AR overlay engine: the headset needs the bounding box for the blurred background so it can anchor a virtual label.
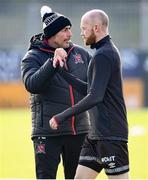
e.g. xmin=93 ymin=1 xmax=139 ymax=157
xmin=0 ymin=0 xmax=148 ymax=108
xmin=0 ymin=0 xmax=148 ymax=179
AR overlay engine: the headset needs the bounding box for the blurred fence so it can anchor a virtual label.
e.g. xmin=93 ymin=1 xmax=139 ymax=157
xmin=121 ymin=49 xmax=148 ymax=108
xmin=0 ymin=50 xmax=29 ymax=107
xmin=0 ymin=0 xmax=148 ymax=108
xmin=0 ymin=49 xmax=148 ymax=108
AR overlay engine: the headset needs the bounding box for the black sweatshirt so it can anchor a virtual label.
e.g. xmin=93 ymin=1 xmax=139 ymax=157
xmin=55 ymin=35 xmax=128 ymax=141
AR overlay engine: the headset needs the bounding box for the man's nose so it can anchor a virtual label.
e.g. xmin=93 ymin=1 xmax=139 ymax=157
xmin=68 ymin=29 xmax=72 ymax=37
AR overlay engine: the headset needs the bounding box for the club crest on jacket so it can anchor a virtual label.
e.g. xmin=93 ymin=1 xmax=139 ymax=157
xmin=73 ymin=53 xmax=84 ymax=64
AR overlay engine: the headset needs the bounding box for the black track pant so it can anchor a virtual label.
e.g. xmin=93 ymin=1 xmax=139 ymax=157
xmin=33 ymin=134 xmax=86 ymax=179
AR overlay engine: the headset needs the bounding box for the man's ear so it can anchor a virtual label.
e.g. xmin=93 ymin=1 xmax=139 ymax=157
xmin=93 ymin=24 xmax=100 ymax=33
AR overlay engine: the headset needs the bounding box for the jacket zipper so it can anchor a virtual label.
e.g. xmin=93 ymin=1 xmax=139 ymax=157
xmin=40 ymin=45 xmax=77 ymax=135
xmin=66 ymin=46 xmax=76 ymax=135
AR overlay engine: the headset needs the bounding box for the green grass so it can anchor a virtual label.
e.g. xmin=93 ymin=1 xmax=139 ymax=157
xmin=0 ymin=108 xmax=148 ymax=179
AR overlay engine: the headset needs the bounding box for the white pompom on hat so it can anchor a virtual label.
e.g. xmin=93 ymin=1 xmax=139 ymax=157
xmin=40 ymin=5 xmax=72 ymax=39
xmin=40 ymin=6 xmax=52 ymax=18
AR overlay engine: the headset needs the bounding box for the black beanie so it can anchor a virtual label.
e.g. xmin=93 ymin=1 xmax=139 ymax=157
xmin=40 ymin=6 xmax=72 ymax=39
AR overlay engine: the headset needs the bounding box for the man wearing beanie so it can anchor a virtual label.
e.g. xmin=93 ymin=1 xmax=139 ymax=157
xmin=21 ymin=5 xmax=91 ymax=179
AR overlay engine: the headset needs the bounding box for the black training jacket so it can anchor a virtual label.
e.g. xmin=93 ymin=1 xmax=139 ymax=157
xmin=54 ymin=35 xmax=128 ymax=142
xmin=21 ymin=33 xmax=91 ymax=138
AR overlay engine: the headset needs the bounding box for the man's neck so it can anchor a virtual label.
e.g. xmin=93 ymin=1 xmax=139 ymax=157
xmin=95 ymin=32 xmax=108 ymax=43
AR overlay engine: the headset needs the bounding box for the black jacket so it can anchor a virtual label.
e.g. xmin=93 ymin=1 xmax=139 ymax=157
xmin=54 ymin=35 xmax=128 ymax=142
xmin=21 ymin=33 xmax=91 ymax=138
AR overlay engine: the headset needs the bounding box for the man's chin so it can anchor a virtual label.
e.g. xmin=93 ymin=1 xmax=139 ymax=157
xmin=63 ymin=41 xmax=70 ymax=48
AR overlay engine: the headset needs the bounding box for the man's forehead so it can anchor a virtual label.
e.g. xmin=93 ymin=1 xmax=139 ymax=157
xmin=63 ymin=25 xmax=71 ymax=29
xmin=58 ymin=26 xmax=71 ymax=32
xmin=81 ymin=17 xmax=91 ymax=26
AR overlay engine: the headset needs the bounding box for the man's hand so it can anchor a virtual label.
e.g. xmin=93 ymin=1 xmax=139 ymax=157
xmin=49 ymin=117 xmax=58 ymax=130
xmin=53 ymin=48 xmax=68 ymax=68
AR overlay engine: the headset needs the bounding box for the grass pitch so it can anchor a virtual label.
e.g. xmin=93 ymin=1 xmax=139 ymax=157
xmin=0 ymin=108 xmax=148 ymax=179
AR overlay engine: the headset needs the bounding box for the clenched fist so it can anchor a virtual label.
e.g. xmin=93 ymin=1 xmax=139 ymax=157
xmin=49 ymin=117 xmax=58 ymax=130
xmin=53 ymin=48 xmax=68 ymax=68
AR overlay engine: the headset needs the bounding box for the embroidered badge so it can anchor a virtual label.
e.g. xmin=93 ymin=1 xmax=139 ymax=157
xmin=36 ymin=144 xmax=46 ymax=154
xmin=73 ymin=53 xmax=84 ymax=64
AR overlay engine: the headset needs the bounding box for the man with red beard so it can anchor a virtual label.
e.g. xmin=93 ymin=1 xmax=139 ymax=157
xmin=50 ymin=9 xmax=129 ymax=179
xmin=21 ymin=5 xmax=91 ymax=179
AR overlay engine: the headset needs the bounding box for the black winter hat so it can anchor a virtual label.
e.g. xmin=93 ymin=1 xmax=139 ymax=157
xmin=40 ymin=6 xmax=72 ymax=39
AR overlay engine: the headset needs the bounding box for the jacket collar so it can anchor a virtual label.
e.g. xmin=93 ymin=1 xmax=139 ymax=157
xmin=90 ymin=35 xmax=111 ymax=49
xmin=28 ymin=33 xmax=74 ymax=53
